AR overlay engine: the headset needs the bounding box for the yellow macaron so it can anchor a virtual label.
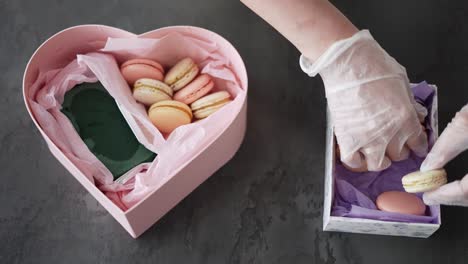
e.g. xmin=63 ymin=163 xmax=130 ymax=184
xmin=402 ymin=169 xmax=447 ymax=193
xmin=164 ymin=57 xmax=199 ymax=92
xmin=190 ymin=91 xmax=232 ymax=119
xmin=133 ymin=78 xmax=173 ymax=106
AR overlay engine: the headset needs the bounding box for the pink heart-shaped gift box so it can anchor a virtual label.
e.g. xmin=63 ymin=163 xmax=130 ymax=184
xmin=22 ymin=25 xmax=248 ymax=238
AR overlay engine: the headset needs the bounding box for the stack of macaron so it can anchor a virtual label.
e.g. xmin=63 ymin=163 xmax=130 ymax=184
xmin=120 ymin=57 xmax=232 ymax=134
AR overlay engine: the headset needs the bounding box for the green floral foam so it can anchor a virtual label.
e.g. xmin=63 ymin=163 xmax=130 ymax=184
xmin=61 ymin=82 xmax=156 ymax=180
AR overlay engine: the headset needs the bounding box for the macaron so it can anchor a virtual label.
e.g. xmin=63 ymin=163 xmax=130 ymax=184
xmin=164 ymin=57 xmax=199 ymax=91
xmin=121 ymin=59 xmax=165 ymax=85
xmin=190 ymin=91 xmax=232 ymax=119
xmin=173 ymin=74 xmax=214 ymax=104
xmin=402 ymin=169 xmax=447 ymax=193
xmin=133 ymin=78 xmax=173 ymax=106
xmin=148 ymin=100 xmax=192 ymax=134
xmin=376 ymin=191 xmax=426 ymax=216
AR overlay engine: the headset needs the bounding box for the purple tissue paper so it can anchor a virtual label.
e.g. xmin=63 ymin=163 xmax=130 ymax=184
xmin=331 ymin=82 xmax=440 ymax=224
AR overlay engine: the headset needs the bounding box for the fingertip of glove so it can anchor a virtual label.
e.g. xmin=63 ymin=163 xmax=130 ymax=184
xmin=366 ymin=156 xmax=391 ymax=172
xmin=420 ymin=153 xmax=441 ymax=172
xmin=422 ymin=192 xmax=438 ymax=206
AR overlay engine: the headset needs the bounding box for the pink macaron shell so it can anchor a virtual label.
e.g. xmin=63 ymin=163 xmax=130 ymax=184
xmin=173 ymin=74 xmax=214 ymax=104
xmin=121 ymin=59 xmax=165 ymax=85
xmin=121 ymin=59 xmax=164 ymax=72
xmin=376 ymin=191 xmax=426 ymax=216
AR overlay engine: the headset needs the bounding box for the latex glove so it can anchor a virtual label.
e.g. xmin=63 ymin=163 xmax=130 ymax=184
xmin=421 ymin=104 xmax=468 ymax=206
xmin=300 ymin=30 xmax=428 ymax=171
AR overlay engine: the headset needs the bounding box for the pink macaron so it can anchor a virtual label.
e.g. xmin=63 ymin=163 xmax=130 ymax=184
xmin=376 ymin=191 xmax=426 ymax=216
xmin=173 ymin=74 xmax=214 ymax=104
xmin=120 ymin=59 xmax=165 ymax=85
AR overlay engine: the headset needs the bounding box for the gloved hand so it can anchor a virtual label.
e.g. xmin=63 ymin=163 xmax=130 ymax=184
xmin=300 ymin=30 xmax=428 ymax=171
xmin=421 ymin=104 xmax=468 ymax=206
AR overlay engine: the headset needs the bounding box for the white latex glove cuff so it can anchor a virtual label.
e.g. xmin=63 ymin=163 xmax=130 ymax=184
xmin=301 ymin=31 xmax=374 ymax=78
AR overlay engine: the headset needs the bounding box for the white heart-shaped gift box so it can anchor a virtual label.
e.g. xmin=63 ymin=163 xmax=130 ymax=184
xmin=23 ymin=25 xmax=248 ymax=238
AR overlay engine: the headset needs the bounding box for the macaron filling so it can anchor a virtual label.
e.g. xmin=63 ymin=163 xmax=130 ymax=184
xmin=170 ymin=66 xmax=199 ymax=90
xmin=192 ymin=98 xmax=231 ymax=112
xmin=150 ymin=104 xmax=193 ymax=119
xmin=403 ymin=176 xmax=447 ymax=187
xmin=181 ymin=80 xmax=214 ymax=99
xmin=167 ymin=61 xmax=196 ymax=84
xmin=134 ymin=83 xmax=172 ymax=97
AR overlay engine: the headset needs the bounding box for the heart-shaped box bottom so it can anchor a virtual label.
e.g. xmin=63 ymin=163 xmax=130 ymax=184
xmin=23 ymin=25 xmax=248 ymax=238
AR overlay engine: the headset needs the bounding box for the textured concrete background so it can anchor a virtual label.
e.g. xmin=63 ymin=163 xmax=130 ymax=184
xmin=2 ymin=0 xmax=468 ymax=263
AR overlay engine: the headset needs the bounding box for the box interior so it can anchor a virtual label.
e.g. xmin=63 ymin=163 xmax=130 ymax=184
xmin=325 ymin=83 xmax=441 ymax=227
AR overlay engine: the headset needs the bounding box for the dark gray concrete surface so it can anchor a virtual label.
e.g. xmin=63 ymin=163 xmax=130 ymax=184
xmin=2 ymin=0 xmax=468 ymax=263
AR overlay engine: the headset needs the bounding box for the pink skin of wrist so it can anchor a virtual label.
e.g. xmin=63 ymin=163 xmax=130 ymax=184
xmin=240 ymin=0 xmax=358 ymax=61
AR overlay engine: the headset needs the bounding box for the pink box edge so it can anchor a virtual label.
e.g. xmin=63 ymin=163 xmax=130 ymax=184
xmin=22 ymin=24 xmax=249 ymax=238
